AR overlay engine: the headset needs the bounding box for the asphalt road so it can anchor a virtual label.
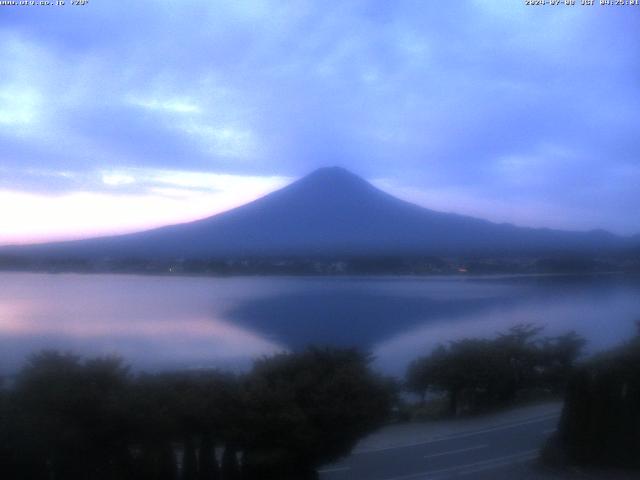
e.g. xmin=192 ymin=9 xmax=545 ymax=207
xmin=319 ymin=409 xmax=561 ymax=480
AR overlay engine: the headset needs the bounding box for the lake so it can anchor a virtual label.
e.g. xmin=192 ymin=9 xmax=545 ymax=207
xmin=1 ymin=272 xmax=639 ymax=376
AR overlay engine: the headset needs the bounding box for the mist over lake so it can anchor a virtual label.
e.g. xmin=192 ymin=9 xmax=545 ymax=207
xmin=2 ymin=272 xmax=639 ymax=376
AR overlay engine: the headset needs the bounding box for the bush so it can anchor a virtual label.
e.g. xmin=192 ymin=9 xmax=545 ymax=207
xmin=551 ymin=332 xmax=640 ymax=469
xmin=405 ymin=324 xmax=585 ymax=416
xmin=0 ymin=347 xmax=393 ymax=480
xmin=240 ymin=347 xmax=394 ymax=479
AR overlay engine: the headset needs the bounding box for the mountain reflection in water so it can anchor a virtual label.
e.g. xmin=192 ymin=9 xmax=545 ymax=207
xmin=1 ymin=273 xmax=639 ymax=375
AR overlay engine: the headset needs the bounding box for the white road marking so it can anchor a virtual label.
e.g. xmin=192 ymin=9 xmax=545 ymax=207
xmin=354 ymin=412 xmax=559 ymax=455
xmin=423 ymin=444 xmax=487 ymax=459
xmin=380 ymin=449 xmax=539 ymax=480
xmin=455 ymin=449 xmax=539 ymax=476
xmin=318 ymin=466 xmax=350 ymax=474
xmin=542 ymin=428 xmax=557 ymax=434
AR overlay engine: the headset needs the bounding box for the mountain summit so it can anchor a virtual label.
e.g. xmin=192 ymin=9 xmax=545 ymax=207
xmin=2 ymin=167 xmax=631 ymax=259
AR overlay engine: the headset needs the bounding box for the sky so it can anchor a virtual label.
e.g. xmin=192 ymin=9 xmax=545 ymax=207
xmin=1 ymin=0 xmax=639 ymax=245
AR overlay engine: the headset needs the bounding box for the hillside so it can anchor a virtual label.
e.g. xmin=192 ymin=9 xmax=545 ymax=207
xmin=1 ymin=167 xmax=634 ymax=260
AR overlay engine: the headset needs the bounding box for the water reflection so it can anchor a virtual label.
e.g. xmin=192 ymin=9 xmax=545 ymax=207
xmin=224 ymin=289 xmax=524 ymax=349
xmin=1 ymin=273 xmax=639 ymax=375
xmin=373 ymin=278 xmax=640 ymax=375
xmin=0 ymin=273 xmax=284 ymax=373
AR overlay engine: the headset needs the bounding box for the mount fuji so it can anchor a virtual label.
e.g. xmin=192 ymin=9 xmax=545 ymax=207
xmin=1 ymin=167 xmax=633 ymax=259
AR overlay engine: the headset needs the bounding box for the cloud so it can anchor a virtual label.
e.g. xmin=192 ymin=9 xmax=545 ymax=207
xmin=1 ymin=0 xmax=639 ymax=239
xmin=0 ymin=169 xmax=290 ymax=245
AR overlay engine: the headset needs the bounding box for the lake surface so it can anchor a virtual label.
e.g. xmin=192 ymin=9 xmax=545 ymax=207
xmin=1 ymin=272 xmax=639 ymax=376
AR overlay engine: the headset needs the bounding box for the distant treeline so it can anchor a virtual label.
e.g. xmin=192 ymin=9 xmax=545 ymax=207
xmin=1 ymin=253 xmax=638 ymax=276
xmin=405 ymin=324 xmax=585 ymax=416
xmin=0 ymin=348 xmax=393 ymax=480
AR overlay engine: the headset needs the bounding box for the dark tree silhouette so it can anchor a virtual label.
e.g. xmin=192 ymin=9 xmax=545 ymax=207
xmin=550 ymin=329 xmax=640 ymax=469
xmin=539 ymin=331 xmax=586 ymax=394
xmin=1 ymin=347 xmax=392 ymax=479
xmin=197 ymin=433 xmax=220 ymax=480
xmin=221 ymin=444 xmax=242 ymax=480
xmin=12 ymin=351 xmax=133 ymax=479
xmin=240 ymin=347 xmax=393 ymax=479
xmin=405 ymin=325 xmax=585 ymax=416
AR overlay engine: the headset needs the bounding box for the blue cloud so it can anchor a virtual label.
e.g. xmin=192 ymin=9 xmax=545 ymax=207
xmin=0 ymin=0 xmax=638 ymax=234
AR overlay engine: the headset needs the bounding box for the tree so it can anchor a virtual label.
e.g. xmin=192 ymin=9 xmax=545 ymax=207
xmin=540 ymin=331 xmax=586 ymax=393
xmin=551 ymin=332 xmax=640 ymax=469
xmin=127 ymin=367 xmax=243 ymax=480
xmin=405 ymin=325 xmax=586 ymax=416
xmin=241 ymin=347 xmax=393 ymax=479
xmin=2 ymin=347 xmax=392 ymax=480
xmin=13 ymin=351 xmax=133 ymax=479
xmin=197 ymin=433 xmax=220 ymax=480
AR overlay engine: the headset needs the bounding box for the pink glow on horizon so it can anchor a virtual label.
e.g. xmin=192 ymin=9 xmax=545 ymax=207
xmin=0 ymin=173 xmax=290 ymax=246
xmin=0 ymin=294 xmax=284 ymax=366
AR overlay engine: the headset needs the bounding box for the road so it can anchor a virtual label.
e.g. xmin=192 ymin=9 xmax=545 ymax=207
xmin=319 ymin=404 xmax=561 ymax=480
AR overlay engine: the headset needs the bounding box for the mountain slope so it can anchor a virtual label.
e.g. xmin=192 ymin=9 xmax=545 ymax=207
xmin=2 ymin=167 xmax=634 ymax=259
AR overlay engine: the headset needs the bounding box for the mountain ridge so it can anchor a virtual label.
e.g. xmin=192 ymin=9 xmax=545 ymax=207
xmin=1 ymin=167 xmax=636 ymax=259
